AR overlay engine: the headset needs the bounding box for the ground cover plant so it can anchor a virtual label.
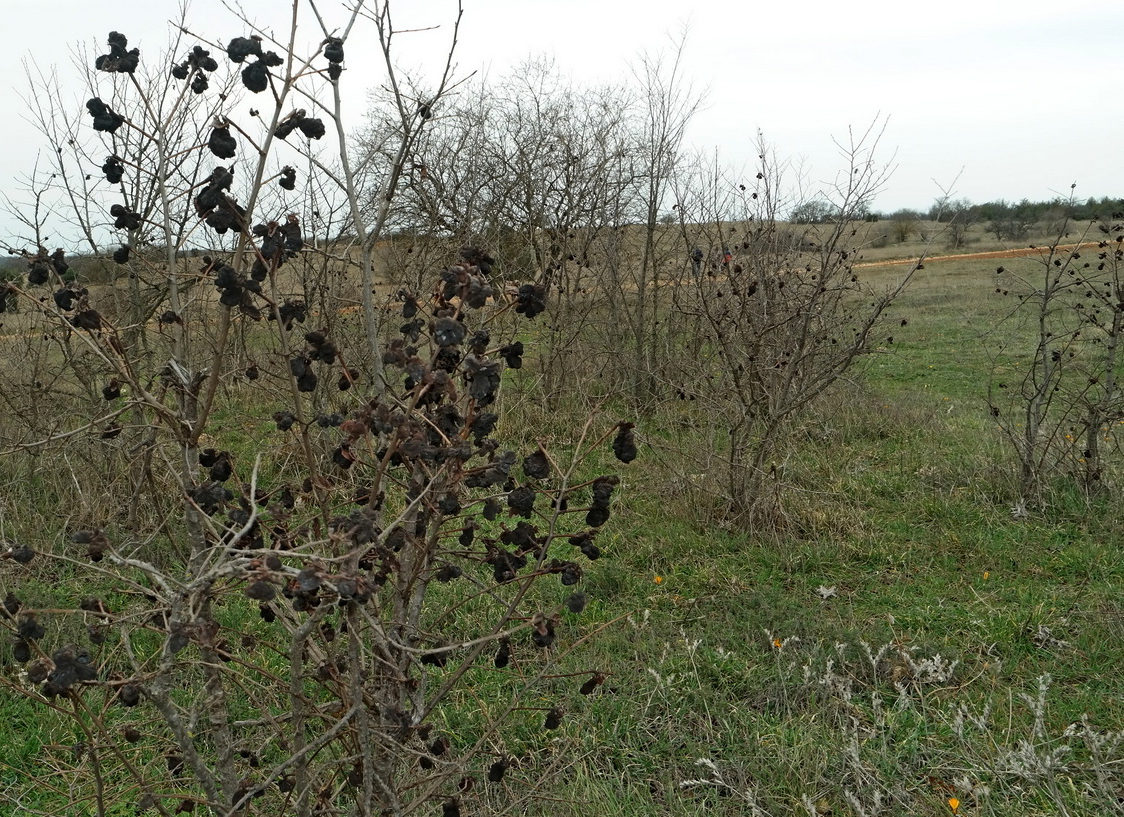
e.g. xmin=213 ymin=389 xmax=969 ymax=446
xmin=2 ymin=4 xmax=1124 ymax=816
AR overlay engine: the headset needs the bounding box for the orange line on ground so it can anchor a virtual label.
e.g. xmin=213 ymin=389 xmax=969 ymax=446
xmin=856 ymin=242 xmax=1096 ymax=268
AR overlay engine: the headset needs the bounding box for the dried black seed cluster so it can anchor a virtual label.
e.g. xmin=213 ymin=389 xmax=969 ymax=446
xmin=612 ymin=421 xmax=637 ymax=463
xmin=86 ymin=97 xmax=125 ymax=134
xmin=514 ymin=283 xmax=546 ymax=318
xmin=102 ymin=155 xmax=124 ymax=184
xmin=208 ymin=122 xmax=237 ymax=159
xmin=26 ymin=248 xmax=68 ymax=286
xmin=586 ymin=476 xmax=619 ymax=527
xmin=274 ymin=110 xmax=326 ymax=141
xmin=250 ymin=215 xmax=303 ymax=280
xmin=110 ymin=204 xmax=142 ymax=231
xmin=95 ymin=32 xmax=139 ymax=74
xmin=226 ymin=36 xmax=284 ymax=93
xmin=193 ymin=167 xmax=244 ymax=235
xmin=206 ymin=256 xmax=260 ymax=310
xmin=171 ymin=44 xmax=219 ymax=94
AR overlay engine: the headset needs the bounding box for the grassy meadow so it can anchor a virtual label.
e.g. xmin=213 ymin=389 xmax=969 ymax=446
xmin=1 ymin=218 xmax=1123 ymax=816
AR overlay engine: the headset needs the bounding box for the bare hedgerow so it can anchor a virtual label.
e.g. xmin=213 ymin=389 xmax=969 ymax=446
xmin=0 ymin=5 xmax=637 ymax=816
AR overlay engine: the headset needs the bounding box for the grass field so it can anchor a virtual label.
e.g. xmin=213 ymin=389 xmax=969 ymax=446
xmin=1 ymin=220 xmax=1122 ymax=816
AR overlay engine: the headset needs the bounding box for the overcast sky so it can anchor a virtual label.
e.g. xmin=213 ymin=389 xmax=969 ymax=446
xmin=1 ymin=0 xmax=1118 ymax=248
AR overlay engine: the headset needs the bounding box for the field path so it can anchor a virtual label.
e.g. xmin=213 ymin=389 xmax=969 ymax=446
xmin=857 ymin=242 xmax=1095 ymax=268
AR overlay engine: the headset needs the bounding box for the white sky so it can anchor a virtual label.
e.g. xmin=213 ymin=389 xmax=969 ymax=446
xmin=1 ymin=0 xmax=1118 ymax=248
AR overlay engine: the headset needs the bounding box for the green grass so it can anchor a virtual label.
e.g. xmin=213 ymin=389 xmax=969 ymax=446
xmin=2 ymin=248 xmax=1124 ymax=816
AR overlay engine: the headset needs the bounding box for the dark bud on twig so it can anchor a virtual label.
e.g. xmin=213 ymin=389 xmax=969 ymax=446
xmin=586 ymin=475 xmax=619 ymax=527
xmin=297 ymin=117 xmax=325 ymax=139
xmin=435 ymin=564 xmax=462 ymax=583
xmin=53 ymin=287 xmax=83 ymax=311
xmin=110 ymin=203 xmax=142 ymax=230
xmin=18 ymin=615 xmax=45 ymax=642
xmin=245 ymin=580 xmax=276 ymax=601
xmin=70 ymin=310 xmax=104 ymax=331
xmin=118 ymin=683 xmax=141 ymax=707
xmin=273 ymin=411 xmax=296 ymax=432
xmin=73 ymin=530 xmax=110 ymax=561
xmin=499 ymin=342 xmax=523 ymax=369
xmin=27 ymin=257 xmax=50 ymax=285
xmin=101 ymin=379 xmax=121 ymax=400
xmin=507 ymin=485 xmax=536 ymax=518
xmin=531 ymin=613 xmax=556 ymax=648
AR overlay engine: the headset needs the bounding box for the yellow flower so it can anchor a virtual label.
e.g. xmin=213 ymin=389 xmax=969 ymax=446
xmin=653 ymin=575 xmax=663 ymax=585
xmin=948 ymin=796 xmax=960 ymax=813
xmin=772 ymin=637 xmax=782 ymax=649
xmin=983 ymin=571 xmax=989 ymax=581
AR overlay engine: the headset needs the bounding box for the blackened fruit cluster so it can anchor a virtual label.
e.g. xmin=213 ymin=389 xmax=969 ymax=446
xmin=171 ymin=45 xmax=219 ymax=94
xmin=515 ymin=283 xmax=546 ymax=318
xmin=323 ymin=37 xmax=344 ymax=80
xmin=289 ymin=355 xmax=318 ymax=393
xmin=274 ymin=299 xmax=307 ymax=330
xmin=612 ymin=422 xmax=637 ymax=463
xmin=110 ymin=204 xmax=142 ymax=231
xmin=102 ymin=155 xmax=124 ymax=184
xmin=324 ymin=38 xmax=344 ymax=64
xmin=208 ymin=123 xmax=237 ymax=159
xmin=250 ymin=215 xmax=303 ymax=280
xmin=304 ymin=330 xmax=337 ymax=365
xmin=274 ymin=110 xmax=326 ymax=141
xmin=95 ymin=31 xmax=139 ymax=74
xmin=26 ymin=248 xmax=68 ymax=286
xmin=278 ymin=166 xmax=296 ymax=190
xmin=40 ymin=645 xmax=98 ymax=697
xmin=72 ymin=529 xmax=110 ymax=562
xmin=86 ymin=97 xmax=125 ymax=134
xmin=227 ymin=37 xmax=284 ymax=93
xmin=207 ymin=257 xmax=260 ymax=309
xmin=459 ymin=246 xmax=495 ymax=275
xmin=438 ymin=261 xmax=493 ymax=309
xmin=586 ymin=476 xmax=619 ymax=527
xmin=193 ymin=167 xmax=245 ymax=235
